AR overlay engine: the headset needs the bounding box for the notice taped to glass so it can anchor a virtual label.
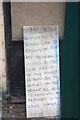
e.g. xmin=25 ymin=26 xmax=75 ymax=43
xmin=23 ymin=26 xmax=60 ymax=118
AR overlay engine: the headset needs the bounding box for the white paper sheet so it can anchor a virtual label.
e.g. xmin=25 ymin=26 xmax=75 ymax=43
xmin=23 ymin=26 xmax=60 ymax=118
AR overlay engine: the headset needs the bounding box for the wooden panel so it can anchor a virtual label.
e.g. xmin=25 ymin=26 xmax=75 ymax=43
xmin=10 ymin=43 xmax=25 ymax=96
xmin=11 ymin=2 xmax=65 ymax=38
xmin=61 ymin=3 xmax=78 ymax=118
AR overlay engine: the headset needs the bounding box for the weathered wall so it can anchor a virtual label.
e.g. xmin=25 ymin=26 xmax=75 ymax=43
xmin=11 ymin=2 xmax=65 ymax=38
xmin=0 ymin=0 xmax=6 ymax=90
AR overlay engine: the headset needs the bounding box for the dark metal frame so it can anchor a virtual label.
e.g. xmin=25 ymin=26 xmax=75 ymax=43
xmin=3 ymin=2 xmax=12 ymax=94
xmin=3 ymin=2 xmax=25 ymax=96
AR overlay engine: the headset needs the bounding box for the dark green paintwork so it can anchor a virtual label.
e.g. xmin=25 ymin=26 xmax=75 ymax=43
xmin=61 ymin=3 xmax=78 ymax=118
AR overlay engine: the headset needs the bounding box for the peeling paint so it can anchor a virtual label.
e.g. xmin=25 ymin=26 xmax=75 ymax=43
xmin=0 ymin=0 xmax=6 ymax=90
